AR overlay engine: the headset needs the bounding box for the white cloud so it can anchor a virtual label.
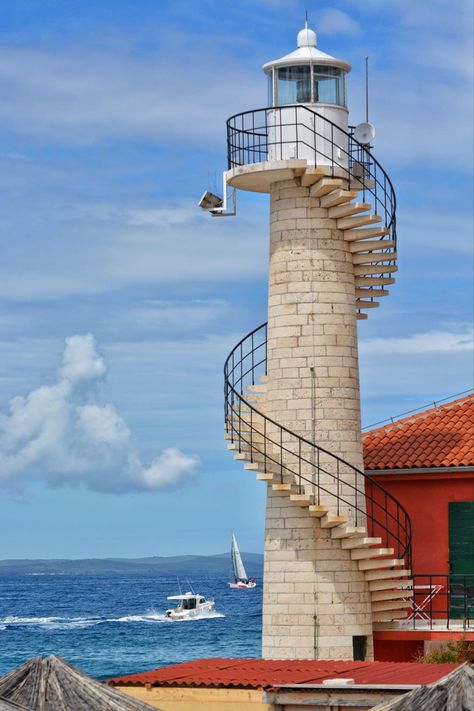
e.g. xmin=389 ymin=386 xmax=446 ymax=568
xmin=0 ymin=41 xmax=263 ymax=146
xmin=360 ymin=326 xmax=473 ymax=355
xmin=317 ymin=9 xmax=360 ymax=36
xmin=0 ymin=195 xmax=268 ymax=301
xmin=0 ymin=334 xmax=199 ymax=494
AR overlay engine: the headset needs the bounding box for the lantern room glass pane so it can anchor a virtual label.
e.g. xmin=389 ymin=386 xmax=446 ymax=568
xmin=277 ymin=66 xmax=311 ymax=104
xmin=268 ymin=73 xmax=273 ymax=105
xmin=313 ymin=65 xmax=346 ymax=106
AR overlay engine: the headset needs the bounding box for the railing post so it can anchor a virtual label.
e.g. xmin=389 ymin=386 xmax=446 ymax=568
xmin=298 ymin=438 xmax=302 ymax=494
xmin=317 ymin=449 xmax=320 ymax=505
xmin=280 ymin=427 xmax=283 ymax=484
xmin=354 ymin=468 xmax=358 ymax=526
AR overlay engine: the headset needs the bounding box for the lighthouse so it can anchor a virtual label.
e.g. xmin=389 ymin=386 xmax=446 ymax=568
xmin=209 ymin=23 xmax=412 ymax=662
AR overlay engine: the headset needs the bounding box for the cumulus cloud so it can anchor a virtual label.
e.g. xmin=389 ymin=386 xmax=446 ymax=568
xmin=0 ymin=334 xmax=199 ymax=493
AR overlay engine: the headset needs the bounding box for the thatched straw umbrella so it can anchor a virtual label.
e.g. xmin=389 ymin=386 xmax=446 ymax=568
xmin=0 ymin=698 xmax=31 ymax=711
xmin=371 ymin=663 xmax=474 ymax=711
xmin=0 ymin=656 xmax=162 ymax=711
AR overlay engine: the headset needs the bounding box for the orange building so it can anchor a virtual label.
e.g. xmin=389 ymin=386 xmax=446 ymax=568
xmin=363 ymin=393 xmax=474 ymax=661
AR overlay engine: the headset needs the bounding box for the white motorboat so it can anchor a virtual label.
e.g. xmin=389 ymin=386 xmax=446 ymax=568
xmin=228 ymin=534 xmax=256 ymax=589
xmin=165 ymin=592 xmax=215 ymax=620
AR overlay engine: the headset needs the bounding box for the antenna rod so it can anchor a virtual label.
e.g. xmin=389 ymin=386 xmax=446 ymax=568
xmin=365 ymin=55 xmax=369 ymax=123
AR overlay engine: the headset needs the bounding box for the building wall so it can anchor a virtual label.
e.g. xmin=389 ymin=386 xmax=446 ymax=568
xmin=115 ymin=685 xmax=273 ymax=711
xmin=367 ymin=471 xmax=474 ymax=573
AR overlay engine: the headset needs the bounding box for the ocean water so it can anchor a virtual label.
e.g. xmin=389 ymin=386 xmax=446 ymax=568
xmin=0 ymin=573 xmax=262 ymax=679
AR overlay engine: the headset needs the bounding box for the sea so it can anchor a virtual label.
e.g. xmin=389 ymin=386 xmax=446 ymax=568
xmin=0 ymin=572 xmax=262 ymax=679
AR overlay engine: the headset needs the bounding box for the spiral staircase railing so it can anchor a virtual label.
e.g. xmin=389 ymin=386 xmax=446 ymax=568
xmin=224 ymin=323 xmax=412 ymax=568
xmin=226 ymin=105 xmax=397 ymax=310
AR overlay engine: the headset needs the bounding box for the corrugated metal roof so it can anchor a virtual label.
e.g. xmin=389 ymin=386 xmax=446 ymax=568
xmin=107 ymin=658 xmax=461 ymax=689
xmin=363 ymin=395 xmax=474 ymax=470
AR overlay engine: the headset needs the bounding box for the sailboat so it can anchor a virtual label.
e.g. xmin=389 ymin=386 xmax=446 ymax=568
xmin=228 ymin=534 xmax=256 ymax=589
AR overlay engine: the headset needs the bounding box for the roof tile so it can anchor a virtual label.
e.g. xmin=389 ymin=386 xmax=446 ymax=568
xmin=363 ymin=395 xmax=474 ymax=470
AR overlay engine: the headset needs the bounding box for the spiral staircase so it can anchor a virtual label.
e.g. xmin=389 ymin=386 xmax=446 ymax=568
xmin=223 ymin=106 xmax=413 ymax=625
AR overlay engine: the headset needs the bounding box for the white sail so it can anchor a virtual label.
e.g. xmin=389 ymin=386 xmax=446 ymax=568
xmin=231 ymin=534 xmax=247 ymax=582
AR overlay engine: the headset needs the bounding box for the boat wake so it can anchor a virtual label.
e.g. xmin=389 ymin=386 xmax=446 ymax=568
xmin=0 ymin=610 xmax=224 ymax=630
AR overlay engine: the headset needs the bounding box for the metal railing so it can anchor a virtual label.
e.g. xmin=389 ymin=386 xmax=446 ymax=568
xmin=403 ymin=574 xmax=474 ymax=630
xmin=226 ymin=105 xmax=397 ymax=287
xmin=224 ymin=323 xmax=412 ymax=567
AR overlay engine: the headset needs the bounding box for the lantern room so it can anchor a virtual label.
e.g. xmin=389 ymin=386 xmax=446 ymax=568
xmin=264 ymin=24 xmax=350 ymax=111
xmin=261 ymin=23 xmax=352 ymax=166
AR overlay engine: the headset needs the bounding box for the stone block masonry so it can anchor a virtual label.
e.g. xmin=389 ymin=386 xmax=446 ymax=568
xmin=261 ymin=176 xmax=373 ymax=660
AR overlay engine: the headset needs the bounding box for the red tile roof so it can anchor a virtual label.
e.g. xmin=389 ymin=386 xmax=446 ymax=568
xmin=363 ymin=395 xmax=474 ymax=470
xmin=107 ymin=657 xmax=460 ymax=689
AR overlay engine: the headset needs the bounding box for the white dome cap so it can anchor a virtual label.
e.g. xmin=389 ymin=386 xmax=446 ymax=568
xmin=262 ymin=22 xmax=351 ymax=73
xmin=297 ymin=24 xmax=317 ymax=48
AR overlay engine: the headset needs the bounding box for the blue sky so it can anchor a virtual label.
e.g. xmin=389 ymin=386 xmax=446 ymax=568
xmin=0 ymin=0 xmax=472 ymax=558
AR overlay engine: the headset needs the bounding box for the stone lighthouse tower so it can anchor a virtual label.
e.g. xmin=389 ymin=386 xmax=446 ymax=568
xmin=206 ymin=23 xmax=412 ymax=662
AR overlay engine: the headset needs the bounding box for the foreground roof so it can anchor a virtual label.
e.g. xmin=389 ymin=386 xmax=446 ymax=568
xmin=107 ymin=657 xmax=460 ymax=689
xmin=371 ymin=663 xmax=473 ymax=710
xmin=363 ymin=394 xmax=474 ymax=470
xmin=0 ymin=656 xmax=161 ymax=711
xmin=0 ymin=699 xmax=30 ymax=711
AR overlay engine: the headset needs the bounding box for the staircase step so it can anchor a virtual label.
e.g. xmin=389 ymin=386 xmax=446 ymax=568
xmin=272 ymin=483 xmax=296 ymax=492
xmin=341 ymin=537 xmax=382 ymax=550
xmin=301 ymin=167 xmax=327 ymax=187
xmin=358 ymin=558 xmax=405 ymax=571
xmin=233 ymin=453 xmax=249 ymax=461
xmin=337 ymin=214 xmax=381 ymax=230
xmin=244 ymin=463 xmax=259 ymax=471
xmin=356 ymin=300 xmax=380 ymax=310
xmin=350 ymin=179 xmax=376 ymax=191
xmin=320 ymin=189 xmax=357 ymax=208
xmin=368 ymin=578 xmax=412 ymax=592
xmin=328 ymin=202 xmax=371 ymax=219
xmin=350 ymin=239 xmax=395 ymax=253
xmin=372 ymin=609 xmax=409 ymax=622
xmin=259 ymin=375 xmax=268 ymax=383
xmin=356 ymin=313 xmax=368 ymax=320
xmin=331 ymin=526 xmax=367 ymax=540
xmin=355 ymin=288 xmax=389 ymax=298
xmin=355 ymin=277 xmax=396 ymax=287
xmin=290 ymin=494 xmax=313 ymax=505
xmin=365 ymin=568 xmax=411 ymax=582
xmin=310 ymin=178 xmax=344 ymax=197
xmin=344 ymin=227 xmax=390 ymax=242
xmin=246 ymin=384 xmax=267 ymax=393
xmin=256 ymin=472 xmax=275 ymax=482
xmin=351 ymin=547 xmax=394 ymax=561
xmin=321 ymin=514 xmax=349 ymax=529
xmin=371 ymin=589 xmax=414 ymax=603
xmin=372 ymin=599 xmax=411 ymax=613
xmin=352 ymin=252 xmax=397 ymax=266
xmin=308 ymin=504 xmax=329 ymax=518
xmin=354 ymin=264 xmax=398 ymax=277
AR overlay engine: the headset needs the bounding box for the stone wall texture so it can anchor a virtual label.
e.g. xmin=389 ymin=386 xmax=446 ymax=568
xmin=261 ymin=176 xmax=373 ymax=660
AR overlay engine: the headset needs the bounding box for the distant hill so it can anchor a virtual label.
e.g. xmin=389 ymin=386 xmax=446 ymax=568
xmin=0 ymin=553 xmax=263 ymax=576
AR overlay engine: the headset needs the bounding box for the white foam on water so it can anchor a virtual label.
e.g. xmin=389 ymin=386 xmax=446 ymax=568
xmin=0 ymin=609 xmax=224 ymax=629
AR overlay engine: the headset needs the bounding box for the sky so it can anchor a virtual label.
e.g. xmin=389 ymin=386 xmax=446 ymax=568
xmin=0 ymin=0 xmax=472 ymax=559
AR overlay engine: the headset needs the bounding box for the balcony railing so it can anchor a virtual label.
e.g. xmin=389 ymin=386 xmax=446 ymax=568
xmin=400 ymin=573 xmax=474 ymax=631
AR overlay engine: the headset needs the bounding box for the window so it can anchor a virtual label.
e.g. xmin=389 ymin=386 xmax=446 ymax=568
xmin=273 ymin=64 xmax=347 ymax=107
xmin=313 ymin=65 xmax=345 ymax=106
xmin=277 ymin=66 xmax=311 ymax=104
